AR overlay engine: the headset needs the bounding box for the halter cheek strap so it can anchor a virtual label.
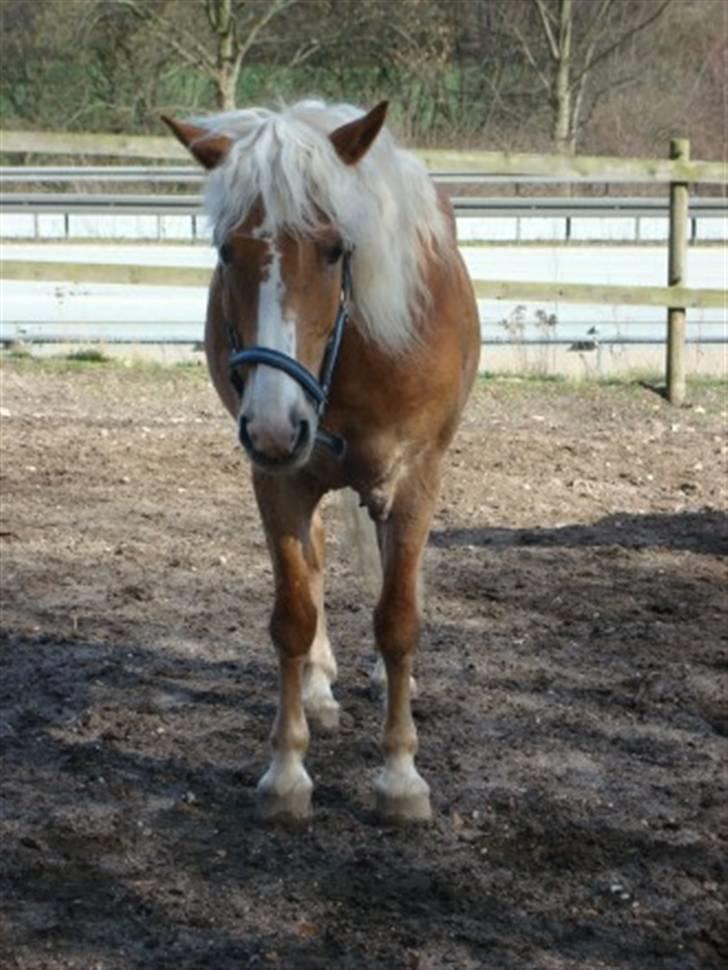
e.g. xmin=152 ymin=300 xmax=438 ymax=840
xmin=227 ymin=250 xmax=352 ymax=459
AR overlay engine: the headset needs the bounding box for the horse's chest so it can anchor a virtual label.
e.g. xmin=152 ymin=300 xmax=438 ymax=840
xmin=346 ymin=439 xmax=416 ymax=522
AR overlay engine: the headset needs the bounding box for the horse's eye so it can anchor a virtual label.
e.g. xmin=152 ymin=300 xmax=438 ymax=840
xmin=326 ymin=242 xmax=344 ymax=265
xmin=219 ymin=242 xmax=233 ymax=265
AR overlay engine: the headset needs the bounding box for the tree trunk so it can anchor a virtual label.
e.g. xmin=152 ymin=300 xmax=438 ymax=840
xmin=216 ymin=63 xmax=237 ymax=111
xmin=211 ymin=0 xmax=238 ymax=111
xmin=552 ymin=0 xmax=574 ymax=153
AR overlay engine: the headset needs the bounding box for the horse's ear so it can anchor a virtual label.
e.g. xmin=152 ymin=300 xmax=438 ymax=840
xmin=330 ymin=101 xmax=388 ymax=166
xmin=161 ymin=115 xmax=231 ymax=170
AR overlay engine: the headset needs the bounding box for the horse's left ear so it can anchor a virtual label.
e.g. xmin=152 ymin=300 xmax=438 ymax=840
xmin=330 ymin=101 xmax=388 ymax=166
xmin=161 ymin=115 xmax=231 ymax=170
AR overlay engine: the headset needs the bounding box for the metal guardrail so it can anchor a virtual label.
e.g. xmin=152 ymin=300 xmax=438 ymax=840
xmin=5 ymin=165 xmax=728 ymax=190
xmin=0 ymin=166 xmax=205 ymax=184
xmin=1 ymin=191 xmax=726 ymax=220
xmin=1 ymin=192 xmax=202 ymax=215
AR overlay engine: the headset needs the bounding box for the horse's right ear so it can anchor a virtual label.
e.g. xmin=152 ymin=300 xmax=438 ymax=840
xmin=330 ymin=101 xmax=388 ymax=166
xmin=161 ymin=115 xmax=231 ymax=170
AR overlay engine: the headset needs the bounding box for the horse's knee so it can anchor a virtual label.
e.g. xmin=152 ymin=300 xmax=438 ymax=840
xmin=374 ymin=593 xmax=421 ymax=662
xmin=271 ymin=590 xmax=317 ymax=657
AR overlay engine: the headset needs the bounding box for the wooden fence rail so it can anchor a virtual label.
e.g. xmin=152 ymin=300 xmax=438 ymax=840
xmin=2 ymin=129 xmax=727 ymax=184
xmin=3 ymin=260 xmax=722 ymax=312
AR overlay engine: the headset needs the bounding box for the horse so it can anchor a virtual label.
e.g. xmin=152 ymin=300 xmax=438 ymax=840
xmin=162 ymin=100 xmax=480 ymax=823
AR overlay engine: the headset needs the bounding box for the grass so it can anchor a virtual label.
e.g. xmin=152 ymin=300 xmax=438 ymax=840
xmin=477 ymin=370 xmax=658 ymax=388
xmin=64 ymin=348 xmax=110 ymax=363
xmin=0 ymin=348 xmax=207 ymax=379
xmin=479 ymin=369 xmax=725 ymax=389
xmin=2 ymin=351 xmax=723 ymax=407
xmin=3 ymin=348 xmax=32 ymax=360
xmin=477 ymin=370 xmax=727 ymax=414
xmin=479 ymin=370 xmax=565 ymax=384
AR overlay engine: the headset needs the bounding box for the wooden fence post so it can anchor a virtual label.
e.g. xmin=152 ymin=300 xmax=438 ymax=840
xmin=666 ymin=138 xmax=690 ymax=405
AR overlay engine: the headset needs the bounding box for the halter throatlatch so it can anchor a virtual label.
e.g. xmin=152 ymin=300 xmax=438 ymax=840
xmin=228 ymin=251 xmax=352 ymax=459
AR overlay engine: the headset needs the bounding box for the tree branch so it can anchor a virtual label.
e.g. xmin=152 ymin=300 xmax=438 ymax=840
xmin=509 ymin=17 xmax=553 ymax=93
xmin=534 ymin=0 xmax=560 ymax=61
xmin=580 ymin=0 xmax=614 ymax=49
xmin=205 ymin=0 xmax=220 ymax=32
xmin=570 ymin=0 xmax=672 ymax=89
xmin=577 ymin=72 xmax=641 ymax=132
xmin=115 ymin=0 xmax=216 ymax=72
xmin=235 ymin=0 xmax=300 ymax=64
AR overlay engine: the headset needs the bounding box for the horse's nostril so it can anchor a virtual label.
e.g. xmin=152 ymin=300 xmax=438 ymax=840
xmin=294 ymin=419 xmax=311 ymax=452
xmin=238 ymin=416 xmax=254 ymax=452
xmin=238 ymin=414 xmax=310 ymax=464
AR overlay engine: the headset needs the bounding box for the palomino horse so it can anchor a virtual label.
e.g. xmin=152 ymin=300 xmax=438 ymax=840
xmin=163 ymin=100 xmax=479 ymax=823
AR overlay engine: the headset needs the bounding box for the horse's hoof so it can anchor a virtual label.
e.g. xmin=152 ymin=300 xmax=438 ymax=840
xmin=257 ymin=786 xmax=312 ymax=822
xmin=375 ymin=789 xmax=432 ymax=823
xmin=256 ymin=768 xmax=313 ymax=822
xmin=305 ymin=700 xmax=340 ymax=733
xmin=374 ymin=771 xmax=432 ymax=823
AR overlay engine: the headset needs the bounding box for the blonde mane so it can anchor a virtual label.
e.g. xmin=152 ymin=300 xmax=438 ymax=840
xmin=196 ymin=100 xmax=452 ymax=353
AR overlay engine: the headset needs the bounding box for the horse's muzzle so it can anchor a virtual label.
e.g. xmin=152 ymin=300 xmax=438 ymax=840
xmin=238 ymin=415 xmax=313 ymax=472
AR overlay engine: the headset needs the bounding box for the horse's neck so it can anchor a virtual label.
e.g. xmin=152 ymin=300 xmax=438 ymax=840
xmin=335 ymin=244 xmax=478 ymax=423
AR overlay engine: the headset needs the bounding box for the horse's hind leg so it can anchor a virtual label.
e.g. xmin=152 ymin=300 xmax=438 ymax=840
xmin=253 ymin=475 xmax=322 ymax=821
xmin=303 ymin=509 xmax=340 ymax=732
xmin=372 ymin=461 xmax=439 ymax=823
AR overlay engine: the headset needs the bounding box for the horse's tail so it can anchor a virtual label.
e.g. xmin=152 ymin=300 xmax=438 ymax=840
xmin=338 ymin=488 xmax=381 ymax=596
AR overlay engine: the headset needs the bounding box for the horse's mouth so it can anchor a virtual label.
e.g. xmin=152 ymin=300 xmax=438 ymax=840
xmin=244 ymin=448 xmax=312 ymax=475
xmin=238 ymin=418 xmax=314 ymax=474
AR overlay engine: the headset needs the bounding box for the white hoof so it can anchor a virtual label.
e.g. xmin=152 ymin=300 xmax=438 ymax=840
xmin=256 ymin=762 xmax=313 ymax=822
xmin=374 ymin=766 xmax=431 ymax=823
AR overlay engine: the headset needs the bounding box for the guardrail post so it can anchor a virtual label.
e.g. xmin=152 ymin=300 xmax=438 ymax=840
xmin=666 ymin=138 xmax=690 ymax=405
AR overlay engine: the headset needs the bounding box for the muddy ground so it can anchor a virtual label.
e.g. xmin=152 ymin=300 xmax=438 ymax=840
xmin=0 ymin=357 xmax=726 ymax=969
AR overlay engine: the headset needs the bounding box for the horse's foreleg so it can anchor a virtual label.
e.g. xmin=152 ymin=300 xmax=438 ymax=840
xmin=372 ymin=464 xmax=439 ymax=823
xmin=254 ymin=477 xmax=321 ymax=821
xmin=303 ymin=509 xmax=340 ymax=732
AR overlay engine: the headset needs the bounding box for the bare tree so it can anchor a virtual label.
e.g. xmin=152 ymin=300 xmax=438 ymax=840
xmin=504 ymin=0 xmax=672 ymax=153
xmin=118 ymin=0 xmax=299 ymax=111
xmin=3 ymin=0 xmax=721 ymax=158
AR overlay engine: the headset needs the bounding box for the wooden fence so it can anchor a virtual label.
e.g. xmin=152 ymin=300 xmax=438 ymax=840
xmin=2 ymin=261 xmax=722 ymax=311
xmin=2 ymin=128 xmax=725 ymax=183
xmin=2 ymin=130 xmax=726 ymax=404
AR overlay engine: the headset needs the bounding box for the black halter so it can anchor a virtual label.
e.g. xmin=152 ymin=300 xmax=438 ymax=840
xmin=228 ymin=251 xmax=352 ymax=459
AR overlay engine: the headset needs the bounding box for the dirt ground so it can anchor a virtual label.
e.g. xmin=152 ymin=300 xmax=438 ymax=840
xmin=1 ymin=357 xmax=726 ymax=970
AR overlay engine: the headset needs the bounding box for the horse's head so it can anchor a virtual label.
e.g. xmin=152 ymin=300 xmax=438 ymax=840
xmin=162 ymin=103 xmax=388 ymax=473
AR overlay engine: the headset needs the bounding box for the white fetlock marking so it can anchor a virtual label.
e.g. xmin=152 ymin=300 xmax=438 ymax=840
xmin=258 ymin=753 xmax=312 ymax=796
xmin=303 ymin=664 xmax=335 ymax=705
xmin=309 ymin=627 xmax=337 ymax=683
xmin=375 ymin=753 xmax=429 ymax=802
xmin=303 ymin=664 xmax=340 ymax=727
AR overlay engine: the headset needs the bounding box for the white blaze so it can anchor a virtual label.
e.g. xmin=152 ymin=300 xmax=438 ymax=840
xmin=240 ymin=240 xmax=305 ymax=423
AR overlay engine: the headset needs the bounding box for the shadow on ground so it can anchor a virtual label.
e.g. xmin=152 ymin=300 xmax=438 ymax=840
xmin=2 ymin=509 xmax=727 ymax=968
